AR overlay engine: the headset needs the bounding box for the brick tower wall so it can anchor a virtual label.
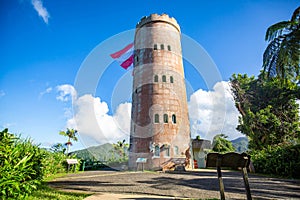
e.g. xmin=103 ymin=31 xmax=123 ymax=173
xmin=129 ymin=14 xmax=190 ymax=170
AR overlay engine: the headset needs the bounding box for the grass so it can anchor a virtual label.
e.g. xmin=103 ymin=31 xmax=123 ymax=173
xmin=26 ymin=172 xmax=91 ymax=200
xmin=27 ymin=184 xmax=90 ymax=200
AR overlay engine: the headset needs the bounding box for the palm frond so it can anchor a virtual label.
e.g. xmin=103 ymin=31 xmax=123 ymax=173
xmin=265 ymin=21 xmax=292 ymax=42
xmin=291 ymin=6 xmax=300 ymax=22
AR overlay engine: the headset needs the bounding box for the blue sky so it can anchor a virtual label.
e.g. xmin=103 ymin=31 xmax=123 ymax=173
xmin=0 ymin=0 xmax=299 ymax=151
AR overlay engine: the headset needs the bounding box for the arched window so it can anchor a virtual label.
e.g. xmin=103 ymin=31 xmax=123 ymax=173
xmin=162 ymin=75 xmax=166 ymax=82
xmin=154 ymin=114 xmax=159 ymax=123
xmin=170 ymin=76 xmax=174 ymax=83
xmin=172 ymin=114 xmax=176 ymax=124
xmin=154 ymin=75 xmax=158 ymax=82
xmin=167 ymin=45 xmax=171 ymax=51
xmin=163 ymin=114 xmax=168 ymax=123
xmin=154 ymin=44 xmax=157 ymax=50
xmin=154 ymin=145 xmax=160 ymax=157
xmin=160 ymin=44 xmax=164 ymax=50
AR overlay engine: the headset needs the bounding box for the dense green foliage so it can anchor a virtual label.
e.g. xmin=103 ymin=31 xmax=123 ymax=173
xmin=0 ymin=129 xmax=43 ymax=199
xmin=231 ymin=75 xmax=300 ymax=150
xmin=112 ymin=140 xmax=129 ymax=162
xmin=263 ymin=6 xmax=300 ymax=82
xmin=0 ymin=129 xmax=80 ymax=199
xmin=42 ymin=149 xmax=80 ymax=177
xmin=230 ymin=7 xmax=300 ymax=178
xmin=250 ymin=144 xmax=300 ymax=178
xmin=212 ymin=134 xmax=235 ymax=153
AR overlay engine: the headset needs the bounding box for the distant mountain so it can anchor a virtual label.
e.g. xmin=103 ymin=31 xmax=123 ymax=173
xmin=71 ymin=143 xmax=121 ymax=161
xmin=231 ymin=137 xmax=248 ymax=153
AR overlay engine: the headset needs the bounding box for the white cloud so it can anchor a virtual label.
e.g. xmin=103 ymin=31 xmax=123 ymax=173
xmin=31 ymin=0 xmax=50 ymax=24
xmin=58 ymin=81 xmax=243 ymax=147
xmin=56 ymin=84 xmax=77 ymax=102
xmin=39 ymin=87 xmax=52 ymax=98
xmin=66 ymin=94 xmax=131 ymax=146
xmin=188 ymin=81 xmax=242 ymax=141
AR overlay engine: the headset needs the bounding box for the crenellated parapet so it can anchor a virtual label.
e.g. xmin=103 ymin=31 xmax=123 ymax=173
xmin=136 ymin=13 xmax=180 ymax=32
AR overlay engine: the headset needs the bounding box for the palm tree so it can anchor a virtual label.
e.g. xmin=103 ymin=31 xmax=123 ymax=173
xmin=113 ymin=139 xmax=129 ymax=160
xmin=262 ymin=6 xmax=300 ymax=82
xmin=59 ymin=128 xmax=78 ymax=154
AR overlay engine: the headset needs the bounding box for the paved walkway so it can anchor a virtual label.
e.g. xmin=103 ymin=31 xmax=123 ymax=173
xmin=84 ymin=193 xmax=180 ymax=200
xmin=48 ymin=169 xmax=300 ymax=200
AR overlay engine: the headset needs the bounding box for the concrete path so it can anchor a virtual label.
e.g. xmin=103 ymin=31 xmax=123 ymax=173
xmin=48 ymin=169 xmax=300 ymax=200
xmin=84 ymin=193 xmax=180 ymax=200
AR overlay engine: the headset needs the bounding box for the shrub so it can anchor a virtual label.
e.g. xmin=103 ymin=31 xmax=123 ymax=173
xmin=250 ymin=144 xmax=300 ymax=178
xmin=42 ymin=150 xmax=81 ymax=178
xmin=0 ymin=129 xmax=44 ymax=199
xmin=0 ymin=129 xmax=82 ymax=199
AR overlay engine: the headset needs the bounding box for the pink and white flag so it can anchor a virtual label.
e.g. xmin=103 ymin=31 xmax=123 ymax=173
xmin=110 ymin=43 xmax=134 ymax=70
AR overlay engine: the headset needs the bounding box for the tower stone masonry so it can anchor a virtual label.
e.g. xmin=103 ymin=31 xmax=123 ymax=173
xmin=129 ymin=14 xmax=190 ymax=170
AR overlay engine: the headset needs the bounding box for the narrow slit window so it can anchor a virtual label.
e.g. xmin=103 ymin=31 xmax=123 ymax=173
xmin=154 ymin=75 xmax=158 ymax=82
xmin=154 ymin=145 xmax=160 ymax=157
xmin=167 ymin=45 xmax=171 ymax=51
xmin=160 ymin=44 xmax=164 ymax=50
xmin=163 ymin=114 xmax=168 ymax=123
xmin=165 ymin=147 xmax=170 ymax=157
xmin=162 ymin=75 xmax=166 ymax=82
xmin=172 ymin=114 xmax=176 ymax=124
xmin=170 ymin=76 xmax=174 ymax=83
xmin=154 ymin=114 xmax=159 ymax=123
xmin=174 ymin=146 xmax=179 ymax=155
xmin=154 ymin=44 xmax=157 ymax=50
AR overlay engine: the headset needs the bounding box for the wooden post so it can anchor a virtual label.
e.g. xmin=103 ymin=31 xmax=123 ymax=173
xmin=242 ymin=167 xmax=252 ymax=200
xmin=217 ymin=156 xmax=225 ymax=200
xmin=67 ymin=164 xmax=70 ymax=173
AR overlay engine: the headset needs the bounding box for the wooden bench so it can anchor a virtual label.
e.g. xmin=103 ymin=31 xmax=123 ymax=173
xmin=206 ymin=152 xmax=252 ymax=200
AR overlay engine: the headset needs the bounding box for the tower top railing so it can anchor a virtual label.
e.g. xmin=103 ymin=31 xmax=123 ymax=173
xmin=136 ymin=13 xmax=180 ymax=33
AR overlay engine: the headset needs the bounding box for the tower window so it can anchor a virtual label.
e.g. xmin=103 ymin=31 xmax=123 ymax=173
xmin=172 ymin=114 xmax=176 ymax=124
xmin=174 ymin=146 xmax=179 ymax=155
xmin=154 ymin=44 xmax=157 ymax=50
xmin=167 ymin=45 xmax=171 ymax=51
xmin=135 ymin=55 xmax=139 ymax=62
xmin=164 ymin=147 xmax=170 ymax=157
xmin=163 ymin=114 xmax=168 ymax=123
xmin=154 ymin=75 xmax=158 ymax=82
xmin=162 ymin=75 xmax=166 ymax=82
xmin=170 ymin=76 xmax=174 ymax=83
xmin=154 ymin=145 xmax=160 ymax=157
xmin=160 ymin=44 xmax=164 ymax=50
xmin=154 ymin=114 xmax=159 ymax=123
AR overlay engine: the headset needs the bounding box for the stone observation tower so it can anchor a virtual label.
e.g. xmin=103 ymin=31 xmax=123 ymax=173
xmin=129 ymin=14 xmax=190 ymax=170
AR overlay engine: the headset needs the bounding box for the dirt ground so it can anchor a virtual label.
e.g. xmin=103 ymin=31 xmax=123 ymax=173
xmin=48 ymin=169 xmax=300 ymax=200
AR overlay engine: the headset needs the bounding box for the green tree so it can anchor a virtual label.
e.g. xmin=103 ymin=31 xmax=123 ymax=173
xmin=230 ymin=74 xmax=300 ymax=150
xmin=112 ymin=140 xmax=129 ymax=161
xmin=59 ymin=128 xmax=78 ymax=154
xmin=263 ymin=6 xmax=300 ymax=82
xmin=212 ymin=134 xmax=235 ymax=153
xmin=50 ymin=143 xmax=66 ymax=154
